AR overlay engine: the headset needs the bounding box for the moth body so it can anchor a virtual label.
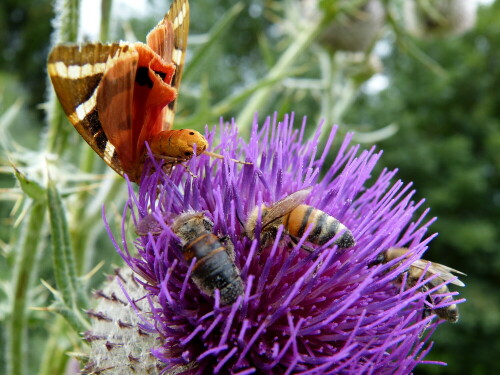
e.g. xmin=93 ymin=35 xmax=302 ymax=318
xmin=149 ymin=129 xmax=209 ymax=160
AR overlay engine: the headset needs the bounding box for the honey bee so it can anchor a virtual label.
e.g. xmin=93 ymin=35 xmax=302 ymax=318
xmin=371 ymin=247 xmax=465 ymax=323
xmin=245 ymin=188 xmax=356 ymax=250
xmin=172 ymin=212 xmax=244 ymax=305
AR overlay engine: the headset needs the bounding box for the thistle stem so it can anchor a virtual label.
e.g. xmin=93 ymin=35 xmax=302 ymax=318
xmin=46 ymin=0 xmax=81 ymax=154
xmin=7 ymin=201 xmax=46 ymax=375
xmin=236 ymin=16 xmax=325 ymax=138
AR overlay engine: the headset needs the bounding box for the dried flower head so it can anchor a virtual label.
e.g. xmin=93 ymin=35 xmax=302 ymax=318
xmin=300 ymin=0 xmax=385 ymax=52
xmin=404 ymin=0 xmax=477 ymax=38
xmin=84 ymin=268 xmax=163 ymax=374
xmin=103 ymin=114 xmax=464 ymax=373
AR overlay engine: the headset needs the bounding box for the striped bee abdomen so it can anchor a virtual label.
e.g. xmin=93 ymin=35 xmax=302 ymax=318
xmin=407 ymin=266 xmax=459 ymax=323
xmin=183 ymin=233 xmax=244 ymax=305
xmin=284 ymin=204 xmax=355 ymax=248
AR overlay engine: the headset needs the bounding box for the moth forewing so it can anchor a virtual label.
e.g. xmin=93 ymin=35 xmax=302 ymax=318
xmin=47 ymin=43 xmax=138 ymax=177
xmin=95 ymin=50 xmax=140 ymax=174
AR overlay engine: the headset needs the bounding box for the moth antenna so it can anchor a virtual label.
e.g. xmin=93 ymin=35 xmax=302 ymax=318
xmin=202 ymin=151 xmax=252 ymax=165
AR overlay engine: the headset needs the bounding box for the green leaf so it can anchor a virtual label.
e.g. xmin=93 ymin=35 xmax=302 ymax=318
xmin=47 ymin=177 xmax=88 ymax=312
xmin=11 ymin=164 xmax=46 ymax=202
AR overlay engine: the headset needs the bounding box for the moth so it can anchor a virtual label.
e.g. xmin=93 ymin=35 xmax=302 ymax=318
xmin=48 ymin=0 xmax=243 ymax=183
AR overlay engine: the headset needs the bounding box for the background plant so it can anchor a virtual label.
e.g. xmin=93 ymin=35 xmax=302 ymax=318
xmin=0 ymin=0 xmax=498 ymax=374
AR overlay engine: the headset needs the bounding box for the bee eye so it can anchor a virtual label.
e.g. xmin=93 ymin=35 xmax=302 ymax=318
xmin=369 ymin=253 xmax=385 ymax=267
xmin=375 ymin=253 xmax=385 ymax=264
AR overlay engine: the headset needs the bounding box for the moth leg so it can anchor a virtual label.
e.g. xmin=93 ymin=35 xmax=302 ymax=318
xmin=153 ymin=154 xmax=188 ymax=164
xmin=178 ymin=163 xmax=198 ymax=178
xmin=153 ymin=154 xmax=198 ymax=178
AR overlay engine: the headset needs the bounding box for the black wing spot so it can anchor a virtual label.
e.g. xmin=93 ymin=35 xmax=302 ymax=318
xmin=135 ymin=67 xmax=153 ymax=88
xmin=155 ymin=71 xmax=167 ymax=81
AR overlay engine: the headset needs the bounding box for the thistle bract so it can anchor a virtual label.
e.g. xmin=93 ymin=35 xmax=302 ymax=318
xmin=103 ymin=114 xmax=461 ymax=374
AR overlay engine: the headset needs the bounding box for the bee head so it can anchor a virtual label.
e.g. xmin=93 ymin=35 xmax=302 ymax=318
xmin=172 ymin=211 xmax=213 ymax=243
xmin=369 ymin=252 xmax=387 ymax=267
xmin=244 ymin=204 xmax=268 ymax=239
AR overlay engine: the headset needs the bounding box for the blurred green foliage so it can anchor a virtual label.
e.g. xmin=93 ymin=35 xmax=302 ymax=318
xmin=346 ymin=3 xmax=500 ymax=374
xmin=0 ymin=0 xmax=498 ymax=373
xmin=0 ymin=0 xmax=53 ymax=118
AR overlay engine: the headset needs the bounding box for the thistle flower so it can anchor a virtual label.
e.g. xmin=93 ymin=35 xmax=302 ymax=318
xmin=101 ymin=114 xmax=464 ymax=374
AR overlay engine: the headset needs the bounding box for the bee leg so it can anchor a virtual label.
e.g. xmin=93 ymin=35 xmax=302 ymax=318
xmin=420 ymin=284 xmax=435 ymax=319
xmin=202 ymin=151 xmax=253 ymax=165
xmin=136 ymin=228 xmax=163 ymax=236
xmin=288 ymin=236 xmax=324 ymax=277
xmin=417 ymin=288 xmax=434 ymax=337
xmin=289 ymin=236 xmax=315 ymax=253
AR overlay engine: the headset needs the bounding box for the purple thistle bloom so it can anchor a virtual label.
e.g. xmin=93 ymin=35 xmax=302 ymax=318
xmin=103 ymin=113 xmax=464 ymax=374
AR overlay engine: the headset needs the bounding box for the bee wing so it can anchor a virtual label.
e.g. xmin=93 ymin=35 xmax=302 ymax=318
xmin=136 ymin=213 xmax=163 ymax=236
xmin=413 ymin=259 xmax=466 ymax=287
xmin=262 ymin=187 xmax=313 ymax=229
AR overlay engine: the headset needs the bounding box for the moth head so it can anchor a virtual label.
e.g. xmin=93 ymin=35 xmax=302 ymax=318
xmin=181 ymin=129 xmax=209 ymax=157
xmin=151 ymin=129 xmax=208 ymax=159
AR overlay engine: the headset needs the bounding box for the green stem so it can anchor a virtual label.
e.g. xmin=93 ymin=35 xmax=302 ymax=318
xmin=37 ymin=317 xmax=71 ymax=375
xmin=100 ymin=0 xmax=113 ymax=41
xmin=71 ymin=145 xmax=98 ymax=275
xmin=7 ymin=201 xmax=46 ymax=375
xmin=236 ymin=16 xmax=326 ymax=138
xmin=74 ymin=172 xmax=125 ymax=274
xmin=46 ymin=0 xmax=81 ymax=155
xmin=48 ymin=179 xmax=89 ymax=311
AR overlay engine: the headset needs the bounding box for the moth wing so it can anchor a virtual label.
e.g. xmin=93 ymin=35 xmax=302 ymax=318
xmin=95 ymin=45 xmax=140 ymax=176
xmin=150 ymin=0 xmax=190 ymax=131
xmin=47 ymin=43 xmax=137 ymax=177
xmin=262 ymin=187 xmax=313 ymax=229
xmin=413 ymin=259 xmax=466 ymax=287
